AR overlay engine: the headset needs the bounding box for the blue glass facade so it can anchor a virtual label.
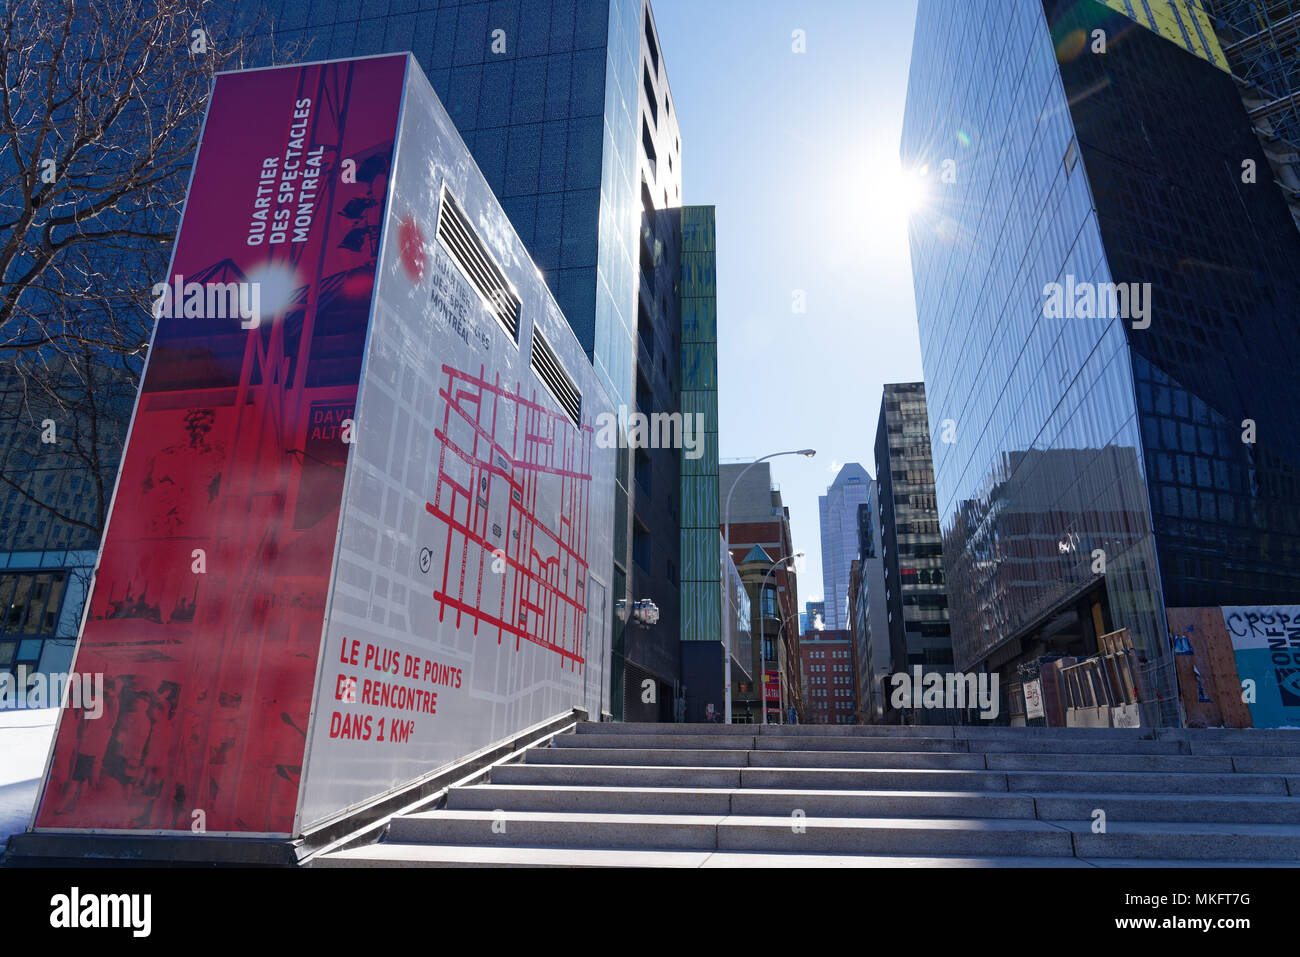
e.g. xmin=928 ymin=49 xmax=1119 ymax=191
xmin=903 ymin=0 xmax=1172 ymax=723
xmin=1049 ymin=0 xmax=1300 ymax=610
xmin=260 ymin=0 xmax=639 ymax=410
xmin=905 ymin=0 xmax=1300 ymax=727
xmin=818 ymin=463 xmax=871 ymax=632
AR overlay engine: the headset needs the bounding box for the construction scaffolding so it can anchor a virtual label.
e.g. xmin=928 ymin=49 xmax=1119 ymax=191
xmin=1205 ymin=0 xmax=1300 ymax=229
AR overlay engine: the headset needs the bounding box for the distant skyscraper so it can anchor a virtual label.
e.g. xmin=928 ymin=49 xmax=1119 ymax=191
xmin=818 ymin=463 xmax=871 ymax=631
xmin=903 ymin=0 xmax=1300 ymax=726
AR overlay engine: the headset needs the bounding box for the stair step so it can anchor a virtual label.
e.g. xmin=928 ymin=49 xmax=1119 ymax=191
xmin=1188 ymin=740 xmax=1300 ymax=757
xmin=528 ymin=747 xmax=750 ymax=767
xmin=574 ymin=723 xmax=756 ymax=736
xmin=384 ymin=809 xmax=1076 ymax=856
xmin=315 ymin=722 xmax=1300 ymax=867
xmin=968 ymin=738 xmax=1187 ymax=755
xmin=313 ymin=844 xmax=1095 ymax=868
xmin=536 ymin=745 xmax=1246 ymax=773
xmin=448 ymin=784 xmax=735 ymax=815
xmin=315 ymin=844 xmax=715 ymax=867
xmin=492 ymin=763 xmax=743 ymax=788
xmin=449 ymin=784 xmax=1035 ymax=818
xmin=713 ymin=815 xmax=1073 ymax=856
xmin=753 ymin=735 xmax=968 ymax=752
xmin=986 ymin=753 xmax=1234 ymax=773
xmin=1232 ymin=756 xmax=1300 ymax=773
xmin=754 ymin=735 xmax=1189 ymax=755
xmin=1005 ymin=769 xmax=1290 ymax=795
xmin=1031 ymin=792 xmax=1300 ymax=824
xmin=452 ymin=782 xmax=1300 ymax=825
xmin=1060 ymin=820 xmax=1300 ymax=861
xmin=388 ymin=810 xmax=725 ymax=850
xmin=747 ymin=750 xmax=987 ymax=770
xmin=552 ymin=734 xmax=756 ymax=750
xmin=741 ymin=767 xmax=1011 ymax=791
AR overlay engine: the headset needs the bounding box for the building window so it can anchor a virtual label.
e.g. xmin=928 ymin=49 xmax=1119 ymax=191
xmin=643 ymin=65 xmax=658 ymax=126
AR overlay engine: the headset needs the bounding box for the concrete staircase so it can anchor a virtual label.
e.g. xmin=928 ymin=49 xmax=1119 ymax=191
xmin=316 ymin=723 xmax=1300 ymax=867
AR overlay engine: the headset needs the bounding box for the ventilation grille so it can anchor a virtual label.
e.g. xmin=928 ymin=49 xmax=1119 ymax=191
xmin=530 ymin=329 xmax=582 ymax=429
xmin=435 ymin=189 xmax=520 ymax=341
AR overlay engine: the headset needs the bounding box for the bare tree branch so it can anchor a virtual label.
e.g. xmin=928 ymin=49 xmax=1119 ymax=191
xmin=0 ymin=0 xmax=307 ymax=545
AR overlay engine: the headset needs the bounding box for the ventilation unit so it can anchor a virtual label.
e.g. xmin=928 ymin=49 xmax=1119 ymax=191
xmin=530 ymin=329 xmax=582 ymax=429
xmin=435 ymin=188 xmax=521 ymax=341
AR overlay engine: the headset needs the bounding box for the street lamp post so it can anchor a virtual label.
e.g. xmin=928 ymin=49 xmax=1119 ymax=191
xmin=722 ymin=449 xmax=814 ymax=724
xmin=759 ymin=550 xmax=803 ymax=725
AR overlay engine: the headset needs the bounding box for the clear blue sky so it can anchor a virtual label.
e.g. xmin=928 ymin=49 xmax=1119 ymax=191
xmin=652 ymin=0 xmax=923 ymax=607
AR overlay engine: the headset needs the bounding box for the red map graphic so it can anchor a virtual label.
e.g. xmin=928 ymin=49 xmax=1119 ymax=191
xmin=426 ymin=363 xmax=592 ymax=672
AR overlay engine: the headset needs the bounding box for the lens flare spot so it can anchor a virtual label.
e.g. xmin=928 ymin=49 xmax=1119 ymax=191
xmin=1056 ymin=28 xmax=1087 ymax=62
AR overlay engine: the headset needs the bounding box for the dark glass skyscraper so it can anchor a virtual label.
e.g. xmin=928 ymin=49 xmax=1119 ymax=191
xmin=239 ymin=0 xmax=718 ymax=718
xmin=874 ymin=383 xmax=953 ymax=716
xmin=903 ymin=0 xmax=1300 ymax=726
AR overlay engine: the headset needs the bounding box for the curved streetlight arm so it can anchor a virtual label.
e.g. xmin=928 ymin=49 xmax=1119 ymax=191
xmin=757 ymin=549 xmax=802 ymax=725
xmin=721 ymin=449 xmax=814 ymax=725
xmin=722 ymin=449 xmax=816 ymax=562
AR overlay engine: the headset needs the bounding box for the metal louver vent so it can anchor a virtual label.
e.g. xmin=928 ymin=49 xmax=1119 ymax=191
xmin=435 ymin=189 xmax=521 ymax=341
xmin=530 ymin=329 xmax=582 ymax=429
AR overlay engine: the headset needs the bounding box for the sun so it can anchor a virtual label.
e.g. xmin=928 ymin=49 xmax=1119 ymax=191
xmin=855 ymin=161 xmax=931 ymax=230
xmin=892 ymin=165 xmax=931 ymax=219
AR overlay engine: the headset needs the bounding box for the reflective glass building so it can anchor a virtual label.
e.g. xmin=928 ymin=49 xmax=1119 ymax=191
xmin=818 ymin=462 xmax=871 ymax=631
xmin=903 ymin=0 xmax=1300 ymax=726
xmin=874 ymin=384 xmax=953 ymax=707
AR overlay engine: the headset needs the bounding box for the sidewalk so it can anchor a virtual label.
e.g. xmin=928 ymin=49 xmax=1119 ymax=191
xmin=0 ymin=708 xmax=58 ymax=853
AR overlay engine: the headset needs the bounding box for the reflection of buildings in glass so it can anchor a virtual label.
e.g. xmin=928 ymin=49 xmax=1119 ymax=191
xmin=849 ymin=494 xmax=890 ymax=723
xmin=943 ymin=444 xmax=1152 ymax=676
xmin=904 ymin=0 xmax=1300 ymax=726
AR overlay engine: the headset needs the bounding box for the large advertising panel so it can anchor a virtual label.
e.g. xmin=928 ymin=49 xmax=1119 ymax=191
xmin=34 ymin=56 xmax=407 ymax=835
xmin=31 ymin=53 xmax=615 ymax=843
xmin=294 ymin=60 xmax=615 ymax=829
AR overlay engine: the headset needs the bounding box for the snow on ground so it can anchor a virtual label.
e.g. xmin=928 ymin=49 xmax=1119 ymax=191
xmin=0 ymin=707 xmax=58 ymax=852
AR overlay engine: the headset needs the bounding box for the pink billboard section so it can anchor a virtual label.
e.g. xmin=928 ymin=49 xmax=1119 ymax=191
xmin=34 ymin=56 xmax=408 ymax=836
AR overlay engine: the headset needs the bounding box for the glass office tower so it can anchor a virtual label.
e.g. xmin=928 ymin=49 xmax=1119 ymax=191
xmin=818 ymin=463 xmax=872 ymax=631
xmin=903 ymin=0 xmax=1300 ymax=726
xmin=874 ymin=384 xmax=953 ymax=701
xmin=677 ymin=206 xmax=721 ymax=645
